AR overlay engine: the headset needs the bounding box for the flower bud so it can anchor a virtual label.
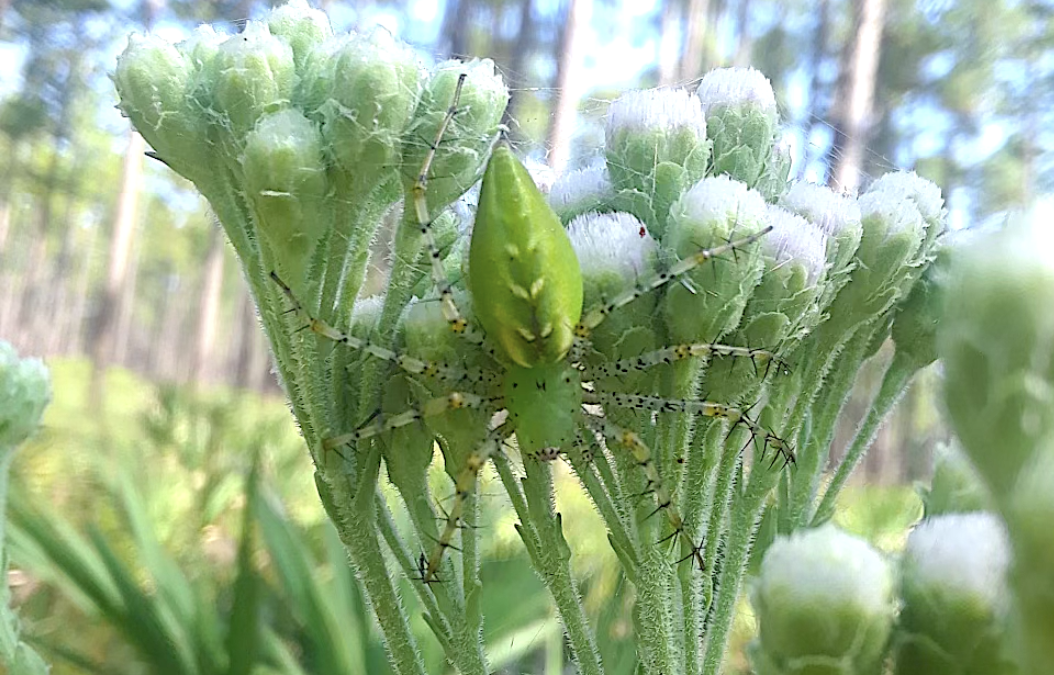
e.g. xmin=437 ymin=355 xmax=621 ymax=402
xmin=889 ymin=246 xmax=947 ymax=371
xmin=243 ymin=109 xmax=328 ymax=288
xmin=938 ymin=211 xmax=1054 ymax=497
xmin=401 ymin=59 xmax=508 ymax=218
xmin=924 ymin=443 xmax=992 ymax=517
xmin=211 ymin=22 xmax=296 ymax=140
xmin=661 ymin=175 xmax=768 ymax=343
xmin=750 ymin=524 xmax=894 ymax=675
xmin=755 ymin=135 xmax=794 ymax=201
xmin=605 ymin=88 xmax=710 ymax=237
xmin=697 ymin=67 xmax=779 ymax=188
xmin=0 ymin=341 xmax=51 ymax=449
xmin=894 ymin=513 xmax=1015 ymax=675
xmin=115 ymin=33 xmax=210 ymax=182
xmin=568 ymin=212 xmax=659 ymax=364
xmin=549 ymin=163 xmax=615 ymax=223
xmin=298 ymin=30 xmax=420 ymax=193
xmin=266 ymin=0 xmax=333 ymax=70
xmin=866 ymin=171 xmax=944 ymax=260
xmin=819 ymin=190 xmax=925 ymax=343
xmin=780 ymin=181 xmax=863 ymax=313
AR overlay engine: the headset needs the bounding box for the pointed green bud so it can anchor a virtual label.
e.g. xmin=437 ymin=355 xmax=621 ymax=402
xmin=923 ymin=443 xmax=992 ymax=517
xmin=662 ymin=175 xmax=768 ymax=343
xmin=402 ymin=59 xmax=508 ymax=217
xmin=211 ymin=22 xmax=296 ymax=140
xmin=115 ymin=33 xmax=210 ymax=182
xmin=470 ymin=146 xmax=582 ymax=367
xmin=549 ymin=163 xmax=615 ymax=223
xmin=568 ymin=212 xmax=658 ymax=363
xmin=697 ymin=67 xmax=779 ymax=188
xmin=605 ymin=89 xmax=711 ymax=237
xmin=750 ymin=524 xmax=895 ymax=675
xmin=938 ymin=213 xmax=1054 ymax=497
xmin=894 ymin=513 xmax=1016 ymax=675
xmin=298 ymin=30 xmax=420 ymax=192
xmin=266 ymin=0 xmax=333 ymax=70
xmin=0 ymin=341 xmax=51 ymax=449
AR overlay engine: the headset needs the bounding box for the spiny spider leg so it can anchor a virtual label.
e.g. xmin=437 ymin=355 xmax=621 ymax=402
xmin=584 ymin=342 xmax=787 ymax=381
xmin=270 ymin=272 xmax=491 ymax=387
xmin=582 ymin=414 xmax=706 ymax=573
xmin=420 ymin=422 xmax=508 ymax=584
xmin=591 ymin=391 xmax=795 ymax=465
xmin=573 ymin=226 xmax=774 ymax=339
xmin=322 ymin=391 xmax=501 ymax=450
xmin=411 ymin=72 xmax=487 ymax=345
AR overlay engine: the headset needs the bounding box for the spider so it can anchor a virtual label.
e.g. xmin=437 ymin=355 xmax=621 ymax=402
xmin=273 ymin=72 xmax=793 ymax=585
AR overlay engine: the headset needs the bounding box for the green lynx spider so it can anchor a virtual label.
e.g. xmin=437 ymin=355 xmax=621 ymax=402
xmin=273 ymin=73 xmax=793 ymax=585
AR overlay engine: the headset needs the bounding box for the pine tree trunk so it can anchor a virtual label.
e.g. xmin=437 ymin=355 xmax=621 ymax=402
xmin=657 ymin=0 xmax=682 ymax=86
xmin=678 ymin=0 xmax=710 ymax=82
xmin=501 ymin=0 xmax=535 ymax=138
xmin=192 ymin=227 xmax=227 ymax=385
xmin=88 ymin=130 xmax=145 ymax=403
xmin=826 ymin=0 xmax=887 ymax=193
xmin=546 ymin=0 xmax=591 ymax=174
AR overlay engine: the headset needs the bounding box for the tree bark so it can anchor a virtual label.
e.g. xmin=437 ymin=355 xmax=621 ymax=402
xmin=192 ymin=226 xmax=227 ymax=385
xmin=88 ymin=130 xmax=145 ymax=403
xmin=657 ymin=0 xmax=682 ymax=86
xmin=826 ymin=0 xmax=888 ymax=193
xmin=678 ymin=0 xmax=711 ymax=83
xmin=546 ymin=0 xmax=591 ymax=174
xmin=501 ymin=0 xmax=536 ymax=137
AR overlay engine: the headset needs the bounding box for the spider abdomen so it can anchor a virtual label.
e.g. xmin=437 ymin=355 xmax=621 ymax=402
xmin=470 ymin=145 xmax=583 ymax=368
xmin=504 ymin=363 xmax=582 ymax=456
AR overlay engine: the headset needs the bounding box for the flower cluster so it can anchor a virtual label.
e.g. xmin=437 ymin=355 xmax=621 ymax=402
xmin=114 ymin=4 xmax=955 ymax=675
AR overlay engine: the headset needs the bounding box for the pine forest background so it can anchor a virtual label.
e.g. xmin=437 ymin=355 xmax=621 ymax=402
xmin=1 ymin=1 xmax=1053 ymax=671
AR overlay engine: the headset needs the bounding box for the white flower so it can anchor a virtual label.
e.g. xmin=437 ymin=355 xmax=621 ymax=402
xmin=696 ymin=67 xmax=777 ymax=115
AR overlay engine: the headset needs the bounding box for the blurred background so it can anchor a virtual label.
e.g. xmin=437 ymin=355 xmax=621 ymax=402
xmin=0 ymin=0 xmax=1051 ymax=673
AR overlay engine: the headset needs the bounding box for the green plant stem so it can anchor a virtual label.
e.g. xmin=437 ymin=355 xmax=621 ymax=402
xmin=493 ymin=455 xmax=606 ymax=675
xmin=700 ymin=460 xmax=779 ymax=675
xmin=810 ymin=351 xmax=917 ymax=526
xmin=784 ymin=329 xmax=872 ymax=532
xmin=333 ymin=448 xmax=427 ymax=675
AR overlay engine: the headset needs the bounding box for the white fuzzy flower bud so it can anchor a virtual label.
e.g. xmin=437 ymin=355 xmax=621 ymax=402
xmin=762 ymin=205 xmax=827 ymax=285
xmin=548 ymin=163 xmax=615 ymax=222
xmin=568 ymin=212 xmax=656 ymax=282
xmin=696 ymin=66 xmax=777 ymax=116
xmin=895 ymin=513 xmax=1014 ymax=675
xmin=606 ymin=88 xmax=707 ymax=138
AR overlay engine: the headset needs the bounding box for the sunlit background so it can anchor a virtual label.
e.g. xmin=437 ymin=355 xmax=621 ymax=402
xmin=0 ymin=0 xmax=1050 ymax=672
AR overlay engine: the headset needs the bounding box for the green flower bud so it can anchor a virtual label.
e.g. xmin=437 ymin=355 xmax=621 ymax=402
xmin=890 ymin=247 xmax=948 ymax=371
xmin=923 ymin=442 xmax=992 ymax=517
xmin=402 ymin=59 xmax=508 ymax=218
xmin=211 ymin=22 xmax=296 ymax=140
xmin=568 ymin=212 xmax=659 ymax=365
xmin=266 ymin=0 xmax=332 ymax=70
xmin=661 ymin=175 xmax=768 ymax=343
xmin=114 ymin=33 xmax=210 ymax=182
xmin=780 ymin=181 xmax=863 ymax=314
xmin=820 ymin=190 xmax=925 ymax=341
xmin=866 ymin=171 xmax=945 ymax=261
xmin=605 ymin=89 xmax=711 ymax=238
xmin=756 ymin=136 xmax=794 ymax=201
xmin=299 ymin=30 xmax=420 ymax=193
xmin=894 ymin=512 xmax=1016 ymax=675
xmin=697 ymin=67 xmax=779 ymax=188
xmin=938 ymin=215 xmax=1054 ymax=497
xmin=242 ymin=108 xmax=328 ymax=288
xmin=549 ymin=163 xmax=615 ymax=223
xmin=750 ymin=524 xmax=895 ymax=675
xmin=705 ymin=206 xmax=826 ymax=400
xmin=0 ymin=341 xmax=51 ymax=449
xmin=1003 ymin=448 xmax=1054 ymax=673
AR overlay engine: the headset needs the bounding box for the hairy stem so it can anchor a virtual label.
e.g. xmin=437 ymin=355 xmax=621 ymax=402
xmin=811 ymin=351 xmax=917 ymax=526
